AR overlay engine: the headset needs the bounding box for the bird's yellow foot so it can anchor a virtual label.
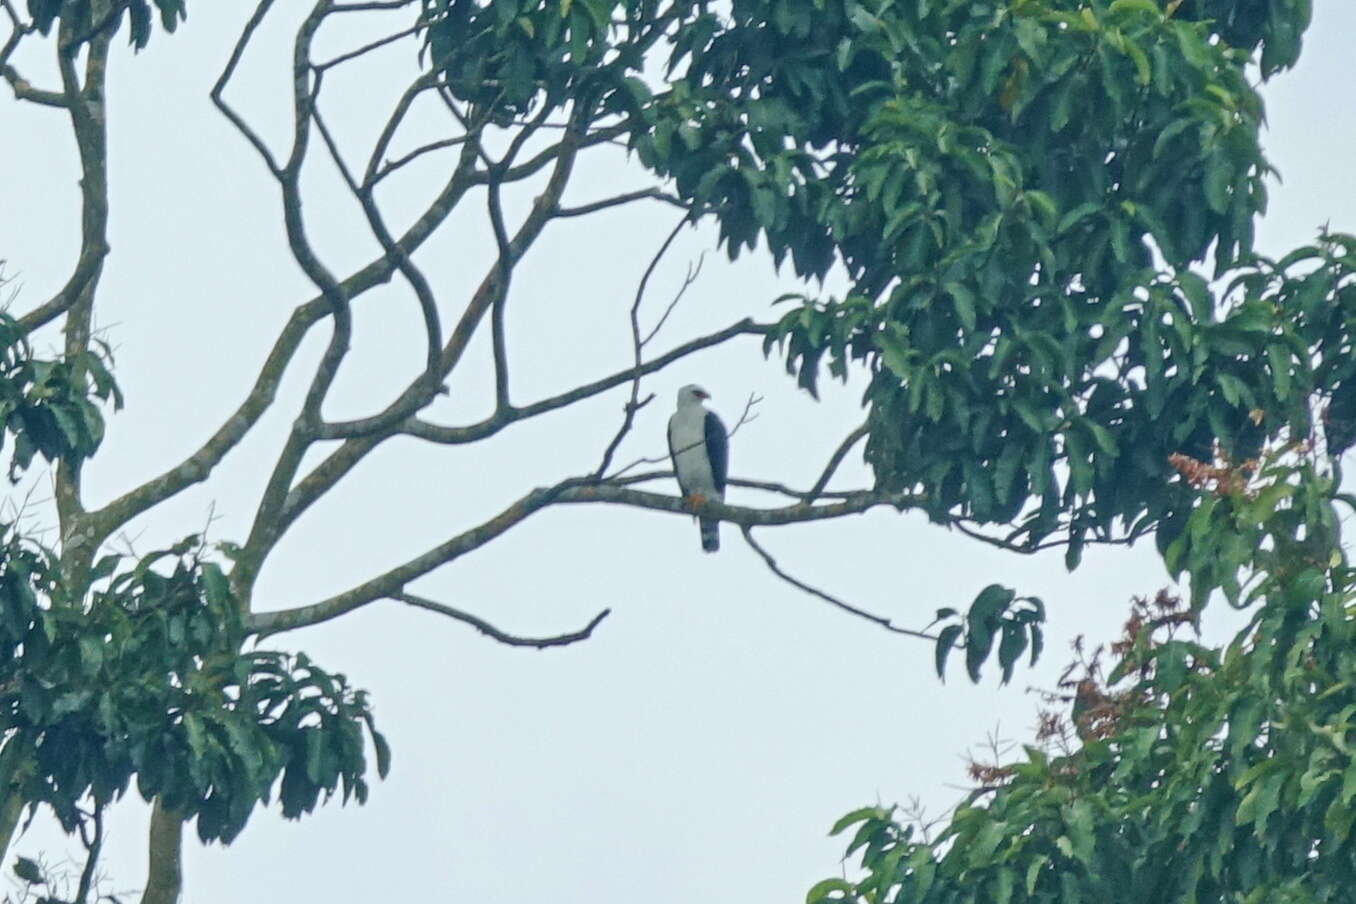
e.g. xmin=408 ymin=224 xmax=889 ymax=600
xmin=684 ymin=492 xmax=708 ymax=510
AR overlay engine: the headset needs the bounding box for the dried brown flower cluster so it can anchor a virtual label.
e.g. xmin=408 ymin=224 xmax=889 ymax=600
xmin=959 ymin=590 xmax=1204 ymax=793
xmin=1167 ymin=450 xmax=1259 ymax=496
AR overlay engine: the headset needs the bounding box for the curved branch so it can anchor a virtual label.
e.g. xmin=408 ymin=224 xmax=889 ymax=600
xmin=210 ymin=0 xmax=282 ymax=176
xmin=87 ymin=142 xmax=481 ymax=543
xmin=314 ymin=20 xmax=421 ymax=71
xmin=741 ymin=527 xmax=937 ymax=640
xmin=392 ymin=592 xmax=610 ymax=648
xmin=805 ymin=422 xmax=869 ymax=501
xmin=555 ymin=188 xmax=687 ymax=218
xmin=0 ymin=2 xmax=65 ymax=109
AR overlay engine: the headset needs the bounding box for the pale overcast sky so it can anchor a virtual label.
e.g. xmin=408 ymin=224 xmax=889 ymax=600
xmin=2 ymin=3 xmax=1353 ymax=902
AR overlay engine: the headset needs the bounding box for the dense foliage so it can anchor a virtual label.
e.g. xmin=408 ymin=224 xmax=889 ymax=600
xmin=8 ymin=0 xmax=1353 ymax=899
xmin=0 ymin=528 xmax=388 ymax=845
xmin=0 ymin=321 xmax=386 ymax=846
xmin=812 ymin=451 xmax=1356 ymax=902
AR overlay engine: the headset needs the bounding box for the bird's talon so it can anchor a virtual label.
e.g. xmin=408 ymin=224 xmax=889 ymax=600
xmin=684 ymin=492 xmax=708 ymax=510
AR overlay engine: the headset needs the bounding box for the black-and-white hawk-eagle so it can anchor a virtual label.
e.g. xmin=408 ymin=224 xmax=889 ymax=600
xmin=667 ymin=384 xmax=729 ymax=552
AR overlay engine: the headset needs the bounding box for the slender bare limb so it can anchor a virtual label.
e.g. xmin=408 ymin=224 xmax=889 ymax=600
xmin=486 ymin=172 xmax=513 ymax=411
xmin=334 ymin=0 xmax=416 ymax=10
xmin=392 ymin=592 xmax=610 ymax=648
xmin=594 ymin=217 xmax=689 ymax=477
xmin=310 ymin=90 xmax=444 ymax=431
xmin=371 ymin=134 xmax=471 ymax=184
xmin=555 ymin=188 xmax=687 ymax=219
xmin=641 ymin=251 xmax=705 ymax=347
xmin=0 ymin=0 xmax=56 ymax=111
xmin=269 ymin=123 xmax=587 ymax=551
xmin=88 ymin=136 xmax=483 ymax=545
xmin=804 ymin=422 xmax=869 ymax=502
xmin=0 ymin=68 xmax=64 ymax=105
xmin=362 ymin=71 xmax=445 ymax=186
xmin=741 ymin=527 xmax=938 ymax=641
xmin=230 ymin=3 xmax=355 ymax=582
xmin=403 ymin=319 xmax=768 ymax=445
xmin=314 ymin=20 xmax=421 ymax=71
xmin=610 ymin=470 xmax=859 ymax=500
xmin=209 ymin=0 xmax=283 ymax=177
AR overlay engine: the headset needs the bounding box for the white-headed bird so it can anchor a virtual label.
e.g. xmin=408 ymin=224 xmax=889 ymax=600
xmin=667 ymin=384 xmax=729 ymax=552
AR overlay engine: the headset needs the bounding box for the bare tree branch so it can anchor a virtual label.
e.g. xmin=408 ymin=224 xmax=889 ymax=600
xmin=741 ymin=527 xmax=938 ymax=641
xmin=209 ymin=0 xmax=282 ymax=177
xmin=392 ymin=592 xmax=610 ymax=648
xmin=249 ymin=481 xmax=920 ymax=635
xmin=610 ymin=470 xmax=859 ymax=500
xmin=641 ymin=251 xmax=705 ymax=347
xmin=804 ymin=422 xmax=869 ymax=502
xmin=244 ymin=108 xmax=589 ymax=591
xmin=555 ymin=188 xmax=688 ymax=219
xmin=314 ymin=19 xmax=421 ymax=71
xmin=334 ymin=0 xmax=416 ymax=10
xmin=594 ymin=217 xmax=689 ymax=478
xmin=88 ymin=136 xmax=484 ymax=545
xmin=403 ymin=319 xmax=768 ymax=445
xmin=371 ymin=133 xmax=471 ymax=184
xmin=0 ymin=0 xmax=65 ymax=108
xmin=486 ymin=171 xmax=514 ymax=412
xmin=309 ymin=76 xmax=445 ymax=434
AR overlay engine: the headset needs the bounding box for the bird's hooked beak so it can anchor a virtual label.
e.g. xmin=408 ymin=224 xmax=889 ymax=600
xmin=693 ymin=389 xmax=710 ymax=400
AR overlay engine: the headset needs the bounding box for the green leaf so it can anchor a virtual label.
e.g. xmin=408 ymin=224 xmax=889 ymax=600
xmin=806 ymin=878 xmax=855 ymax=903
xmin=935 ymin=624 xmax=964 ymax=681
xmin=997 ymin=621 xmax=1029 ymax=684
xmin=13 ymin=857 xmax=42 ymax=885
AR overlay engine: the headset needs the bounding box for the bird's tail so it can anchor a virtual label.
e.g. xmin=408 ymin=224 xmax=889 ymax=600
xmin=699 ymin=517 xmax=720 ymax=553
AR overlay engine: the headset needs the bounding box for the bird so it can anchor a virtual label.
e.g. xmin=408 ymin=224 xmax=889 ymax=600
xmin=667 ymin=384 xmax=729 ymax=552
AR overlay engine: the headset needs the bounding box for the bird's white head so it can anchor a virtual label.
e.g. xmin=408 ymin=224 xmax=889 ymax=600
xmin=677 ymin=384 xmax=711 ymax=408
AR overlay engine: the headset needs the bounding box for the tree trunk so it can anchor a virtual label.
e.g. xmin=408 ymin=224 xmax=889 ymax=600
xmin=139 ymin=800 xmax=183 ymax=904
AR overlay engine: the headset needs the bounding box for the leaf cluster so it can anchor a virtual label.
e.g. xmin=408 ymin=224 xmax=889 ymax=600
xmin=0 ymin=315 xmax=120 ymax=482
xmin=0 ymin=532 xmax=389 ymax=845
xmin=811 ymin=451 xmax=1356 ymax=903
xmin=932 ymin=584 xmax=1044 ymax=685
xmin=25 ymin=0 xmax=187 ymax=51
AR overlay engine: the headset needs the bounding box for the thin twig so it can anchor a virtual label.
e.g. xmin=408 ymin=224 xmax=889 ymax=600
xmin=372 ymin=134 xmax=471 ymax=184
xmin=594 ymin=217 xmax=688 ymax=478
xmin=608 ymin=470 xmax=858 ymax=499
xmin=392 ymin=592 xmax=610 ymax=649
xmin=804 ymin=423 xmax=869 ymax=502
xmin=641 ymin=251 xmax=705 ymax=348
xmin=314 ymin=21 xmax=422 ymax=71
xmin=555 ymin=188 xmax=687 ymax=218
xmin=741 ymin=527 xmax=937 ymax=641
xmin=210 ymin=0 xmax=282 ymax=176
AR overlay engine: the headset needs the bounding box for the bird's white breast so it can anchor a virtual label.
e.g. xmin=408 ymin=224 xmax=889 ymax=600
xmin=668 ymin=406 xmax=717 ymax=494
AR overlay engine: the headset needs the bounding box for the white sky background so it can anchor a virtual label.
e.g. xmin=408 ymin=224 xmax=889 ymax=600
xmin=1 ymin=3 xmax=1353 ymax=901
